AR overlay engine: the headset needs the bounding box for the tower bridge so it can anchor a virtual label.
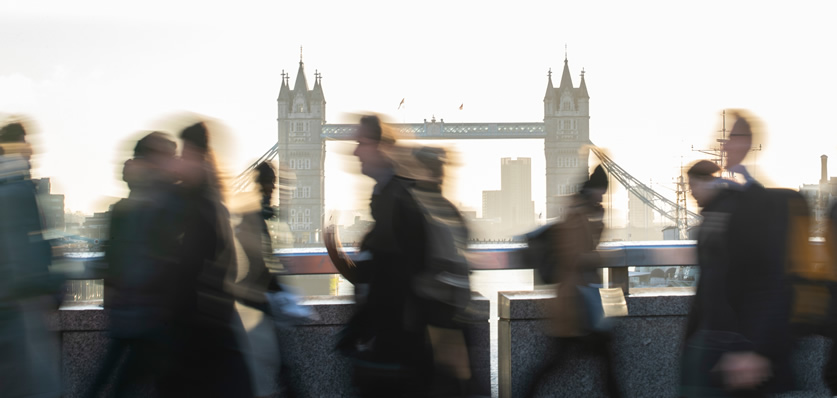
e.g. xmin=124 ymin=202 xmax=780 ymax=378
xmin=245 ymin=55 xmax=695 ymax=244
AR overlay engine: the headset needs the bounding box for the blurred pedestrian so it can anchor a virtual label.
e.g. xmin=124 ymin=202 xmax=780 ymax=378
xmin=524 ymin=165 xmax=622 ymax=398
xmin=325 ymin=115 xmax=473 ymax=397
xmin=0 ymin=121 xmax=62 ymax=398
xmin=85 ymin=132 xmax=186 ymax=397
xmin=176 ymin=121 xmax=253 ymax=397
xmin=231 ymin=161 xmax=302 ymax=398
xmin=681 ymin=112 xmax=793 ymax=396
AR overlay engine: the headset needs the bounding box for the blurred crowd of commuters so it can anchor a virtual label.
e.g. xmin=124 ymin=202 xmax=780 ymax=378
xmin=2 ymin=110 xmax=837 ymax=398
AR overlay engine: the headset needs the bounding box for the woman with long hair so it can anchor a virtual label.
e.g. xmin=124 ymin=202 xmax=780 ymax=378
xmin=176 ymin=121 xmax=253 ymax=397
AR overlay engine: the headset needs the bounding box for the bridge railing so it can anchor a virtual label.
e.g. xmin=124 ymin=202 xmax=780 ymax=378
xmin=58 ymin=241 xmax=707 ymax=294
xmin=58 ymin=240 xmax=830 ymax=295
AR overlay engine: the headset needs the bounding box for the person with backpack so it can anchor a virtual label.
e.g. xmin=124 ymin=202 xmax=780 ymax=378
xmin=325 ymin=115 xmax=473 ymax=397
xmin=524 ymin=165 xmax=623 ymax=398
xmin=681 ymin=112 xmax=794 ymax=397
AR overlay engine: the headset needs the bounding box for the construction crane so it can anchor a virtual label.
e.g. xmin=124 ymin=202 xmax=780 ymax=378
xmin=590 ymin=146 xmax=701 ymax=239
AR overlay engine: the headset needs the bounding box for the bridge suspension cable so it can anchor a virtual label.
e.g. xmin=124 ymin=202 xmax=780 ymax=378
xmin=590 ymin=146 xmax=701 ymax=237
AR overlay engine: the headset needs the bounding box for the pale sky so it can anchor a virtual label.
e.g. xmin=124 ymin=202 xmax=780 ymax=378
xmin=1 ymin=1 xmax=836 ymax=225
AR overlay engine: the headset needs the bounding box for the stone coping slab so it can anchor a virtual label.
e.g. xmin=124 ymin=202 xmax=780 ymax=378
xmin=499 ymin=288 xmax=694 ymax=320
xmin=56 ymin=293 xmax=491 ymax=331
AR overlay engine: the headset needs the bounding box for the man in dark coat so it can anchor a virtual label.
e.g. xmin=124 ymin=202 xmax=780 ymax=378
xmin=86 ymin=132 xmax=187 ymax=397
xmin=681 ymin=114 xmax=793 ymax=397
xmin=327 ymin=115 xmax=473 ymax=397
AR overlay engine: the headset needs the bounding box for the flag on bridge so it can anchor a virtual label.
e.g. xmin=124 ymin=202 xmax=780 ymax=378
xmin=398 ymin=98 xmax=405 ymax=110
xmin=459 ymin=103 xmax=463 ymax=110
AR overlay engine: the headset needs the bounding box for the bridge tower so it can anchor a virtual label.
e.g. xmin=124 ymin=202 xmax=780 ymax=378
xmin=277 ymin=56 xmax=326 ymax=244
xmin=543 ymin=56 xmax=590 ymax=219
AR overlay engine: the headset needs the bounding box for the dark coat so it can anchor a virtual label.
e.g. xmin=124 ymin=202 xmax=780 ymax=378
xmin=177 ymin=183 xmax=253 ymax=397
xmin=0 ymin=173 xmax=61 ymax=397
xmin=344 ymin=176 xmax=429 ymax=364
xmin=105 ymin=182 xmax=186 ymax=339
xmin=684 ymin=181 xmax=793 ymax=394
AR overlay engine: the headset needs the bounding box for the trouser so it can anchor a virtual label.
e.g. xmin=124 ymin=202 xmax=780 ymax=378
xmin=84 ymin=337 xmax=184 ymax=398
xmin=523 ymin=333 xmax=622 ymax=398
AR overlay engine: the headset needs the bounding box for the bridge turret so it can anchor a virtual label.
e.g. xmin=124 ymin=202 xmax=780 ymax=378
xmin=277 ymin=52 xmax=327 ymax=245
xmin=310 ymin=70 xmax=326 ymax=120
xmin=544 ymin=68 xmax=556 ymax=120
xmin=543 ymin=56 xmax=590 ymax=219
xmin=277 ymin=70 xmax=291 ymax=118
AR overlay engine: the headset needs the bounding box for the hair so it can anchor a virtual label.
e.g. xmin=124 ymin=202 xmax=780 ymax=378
xmin=416 ymin=146 xmax=446 ymax=180
xmin=729 ymin=114 xmax=752 ymax=138
xmin=359 ymin=115 xmax=383 ymax=141
xmin=255 ymin=161 xmax=276 ymax=191
xmin=582 ymin=164 xmax=608 ymax=192
xmin=687 ymin=160 xmax=721 ymax=180
xmin=0 ymin=122 xmax=26 ymax=143
xmin=180 ymin=121 xmax=223 ymax=201
xmin=181 ymin=122 xmax=209 ymax=153
xmin=358 ymin=114 xmax=395 ymax=144
xmin=133 ymin=131 xmax=176 ymax=159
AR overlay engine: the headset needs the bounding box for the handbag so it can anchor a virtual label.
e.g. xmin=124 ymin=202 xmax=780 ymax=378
xmin=576 ymin=286 xmax=627 ymax=333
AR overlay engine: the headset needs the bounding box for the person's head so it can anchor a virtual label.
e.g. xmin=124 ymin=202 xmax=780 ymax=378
xmin=581 ymin=165 xmax=608 ymax=205
xmin=414 ymin=146 xmax=446 ymax=184
xmin=255 ymin=161 xmax=276 ymax=199
xmin=180 ymin=122 xmax=209 ymax=160
xmin=0 ymin=122 xmax=26 ymax=143
xmin=352 ymin=115 xmax=394 ymax=178
xmin=124 ymin=132 xmax=177 ymax=189
xmin=725 ymin=112 xmax=753 ymax=169
xmin=687 ymin=160 xmax=721 ymax=207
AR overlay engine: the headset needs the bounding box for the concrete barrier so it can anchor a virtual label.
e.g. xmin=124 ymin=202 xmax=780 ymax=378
xmin=499 ymin=289 xmax=832 ymax=398
xmin=56 ymin=295 xmax=490 ymax=398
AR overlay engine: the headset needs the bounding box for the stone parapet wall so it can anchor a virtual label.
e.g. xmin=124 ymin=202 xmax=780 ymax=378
xmin=498 ymin=289 xmax=831 ymax=398
xmin=56 ymin=295 xmax=491 ymax=398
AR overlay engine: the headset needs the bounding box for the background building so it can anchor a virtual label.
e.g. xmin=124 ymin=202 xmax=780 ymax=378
xmin=276 ymin=58 xmax=326 ymax=246
xmin=543 ymin=57 xmax=590 ymax=220
xmin=33 ymin=178 xmax=65 ymax=231
xmin=481 ymin=157 xmax=536 ymax=236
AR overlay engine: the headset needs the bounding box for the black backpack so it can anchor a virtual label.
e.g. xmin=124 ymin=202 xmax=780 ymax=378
xmin=522 ymin=222 xmax=559 ymax=284
xmin=408 ymin=185 xmax=472 ymax=324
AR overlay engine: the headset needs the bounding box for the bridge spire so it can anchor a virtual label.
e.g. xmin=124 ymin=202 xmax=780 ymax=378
xmin=544 ymin=68 xmax=555 ymax=100
xmin=559 ymin=56 xmax=573 ymax=90
xmin=293 ymin=53 xmax=309 ymax=91
xmin=579 ymin=67 xmax=588 ymax=98
xmin=277 ymin=69 xmax=291 ymax=101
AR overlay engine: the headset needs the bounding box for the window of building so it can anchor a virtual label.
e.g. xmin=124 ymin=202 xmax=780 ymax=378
xmin=288 ymin=158 xmax=311 ymax=170
xmin=293 ymin=186 xmax=312 ymax=199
